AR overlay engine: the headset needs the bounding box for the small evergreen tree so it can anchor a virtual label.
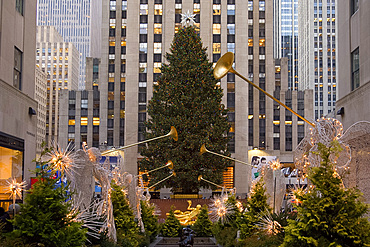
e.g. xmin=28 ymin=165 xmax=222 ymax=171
xmin=192 ymin=205 xmax=213 ymax=236
xmin=161 ymin=208 xmax=182 ymax=237
xmin=139 ymin=25 xmax=231 ymax=193
xmin=238 ymin=178 xmax=271 ymax=239
xmin=140 ymin=200 xmax=160 ymax=242
xmin=11 ymin=163 xmax=87 ymax=247
xmin=212 ymin=195 xmax=242 ymax=247
xmin=282 ymin=141 xmax=370 ymax=247
xmin=110 ymin=182 xmax=140 ymax=246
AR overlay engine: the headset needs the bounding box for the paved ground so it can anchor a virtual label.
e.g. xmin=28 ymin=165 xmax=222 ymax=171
xmin=150 ymin=237 xmax=219 ymax=247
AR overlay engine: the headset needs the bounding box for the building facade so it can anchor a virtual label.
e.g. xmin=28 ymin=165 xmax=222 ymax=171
xmin=336 ymin=0 xmax=370 ymax=128
xmin=36 ymin=26 xmax=79 ymax=146
xmin=34 ymin=65 xmax=47 ymax=157
xmin=37 ymin=0 xmax=92 ymax=89
xmin=0 ymin=0 xmax=38 ymax=209
xmin=336 ymin=0 xmax=370 ymax=207
xmin=298 ymin=0 xmax=337 ymax=120
xmin=58 ymin=0 xmax=313 ymax=197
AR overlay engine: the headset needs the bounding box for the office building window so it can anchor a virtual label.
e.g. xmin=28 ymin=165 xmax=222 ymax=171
xmin=0 ymin=133 xmax=24 ymax=209
xmin=351 ymin=0 xmax=359 ymax=15
xmin=351 ymin=47 xmax=359 ymax=91
xmin=16 ymin=0 xmax=23 ymax=15
xmin=14 ymin=47 xmax=22 ymax=90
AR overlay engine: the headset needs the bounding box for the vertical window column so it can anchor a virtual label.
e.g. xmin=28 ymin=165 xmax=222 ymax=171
xmin=153 ymin=0 xmax=162 ymax=83
xmin=248 ymin=1 xmax=254 ymax=147
xmin=175 ymin=0 xmax=182 ymax=33
xmin=212 ymin=1 xmax=221 ymax=64
xmin=193 ymin=0 xmax=200 ymax=32
xmin=107 ymin=0 xmax=116 ymax=147
xmin=120 ymin=0 xmax=127 ymax=146
xmin=226 ymin=1 xmax=236 ymax=153
xmin=258 ymin=3 xmax=266 ymax=149
xmin=138 ymin=0 xmax=148 ymax=142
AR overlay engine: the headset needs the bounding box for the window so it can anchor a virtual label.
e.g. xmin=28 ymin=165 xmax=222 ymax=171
xmin=14 ymin=47 xmax=22 ymax=90
xmin=15 ymin=0 xmax=23 ymax=15
xmin=351 ymin=0 xmax=359 ymax=15
xmin=351 ymin=47 xmax=360 ymax=90
xmin=0 ymin=136 xmax=24 ymax=208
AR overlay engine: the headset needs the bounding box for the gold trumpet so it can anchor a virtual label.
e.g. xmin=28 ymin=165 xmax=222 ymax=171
xmin=200 ymin=144 xmax=255 ymax=167
xmin=137 ymin=160 xmax=174 ymax=177
xmin=198 ymin=175 xmax=224 ymax=189
xmin=214 ymin=52 xmax=315 ymax=127
xmin=102 ymin=126 xmax=178 ymax=155
xmin=148 ymin=172 xmax=176 ymax=189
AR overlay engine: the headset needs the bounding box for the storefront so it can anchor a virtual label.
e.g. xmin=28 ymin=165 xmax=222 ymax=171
xmin=0 ymin=132 xmax=24 ymax=210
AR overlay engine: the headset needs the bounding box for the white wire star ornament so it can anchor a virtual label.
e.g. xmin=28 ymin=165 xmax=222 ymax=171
xmin=180 ymin=10 xmax=196 ymax=27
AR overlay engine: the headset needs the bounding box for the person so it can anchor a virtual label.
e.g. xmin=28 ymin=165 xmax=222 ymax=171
xmin=0 ymin=207 xmax=5 ymax=217
xmin=0 ymin=204 xmax=20 ymax=232
xmin=179 ymin=226 xmax=194 ymax=247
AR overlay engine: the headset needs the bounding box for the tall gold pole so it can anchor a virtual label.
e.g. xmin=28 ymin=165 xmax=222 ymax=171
xmin=200 ymin=144 xmax=255 ymax=167
xmin=136 ymin=161 xmax=173 ymax=177
xmin=198 ymin=175 xmax=224 ymax=189
xmin=214 ymin=52 xmax=315 ymax=127
xmin=148 ymin=173 xmax=174 ymax=189
xmin=102 ymin=126 xmax=178 ymax=155
xmin=231 ymin=68 xmax=315 ymax=127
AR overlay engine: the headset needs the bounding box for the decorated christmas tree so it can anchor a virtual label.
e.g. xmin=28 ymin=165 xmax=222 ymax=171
xmin=282 ymin=141 xmax=370 ymax=246
xmin=192 ymin=205 xmax=213 ymax=236
xmin=139 ymin=25 xmax=230 ymax=194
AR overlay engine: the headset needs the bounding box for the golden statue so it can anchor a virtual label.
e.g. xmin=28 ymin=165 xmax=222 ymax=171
xmin=169 ymin=200 xmax=202 ymax=225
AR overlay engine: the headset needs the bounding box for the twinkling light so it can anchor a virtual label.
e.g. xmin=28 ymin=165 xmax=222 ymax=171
xmin=269 ymin=158 xmax=281 ymax=170
xmin=7 ymin=178 xmax=27 ymax=199
xmin=257 ymin=211 xmax=282 ymax=235
xmin=46 ymin=142 xmax=80 ymax=178
xmin=209 ymin=195 xmax=234 ymax=223
xmin=287 ymin=185 xmax=306 ymax=206
xmin=235 ymin=201 xmax=243 ymax=212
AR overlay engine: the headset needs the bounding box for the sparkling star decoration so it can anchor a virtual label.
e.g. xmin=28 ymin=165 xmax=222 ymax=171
xmin=7 ymin=178 xmax=27 ymax=199
xmin=180 ymin=10 xmax=196 ymax=27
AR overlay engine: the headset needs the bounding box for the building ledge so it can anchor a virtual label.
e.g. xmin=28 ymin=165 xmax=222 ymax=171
xmin=337 ymin=80 xmax=370 ymax=106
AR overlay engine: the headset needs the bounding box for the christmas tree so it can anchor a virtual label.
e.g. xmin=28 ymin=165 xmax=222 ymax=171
xmin=139 ymin=26 xmax=230 ymax=194
xmin=161 ymin=208 xmax=182 ymax=237
xmin=110 ymin=182 xmax=141 ymax=246
xmin=192 ymin=205 xmax=213 ymax=236
xmin=238 ymin=178 xmax=271 ymax=239
xmin=140 ymin=200 xmax=160 ymax=242
xmin=11 ymin=163 xmax=87 ymax=246
xmin=282 ymin=141 xmax=370 ymax=246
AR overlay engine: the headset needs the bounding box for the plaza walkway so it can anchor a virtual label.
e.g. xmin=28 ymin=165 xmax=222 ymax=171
xmin=151 ymin=237 xmax=219 ymax=247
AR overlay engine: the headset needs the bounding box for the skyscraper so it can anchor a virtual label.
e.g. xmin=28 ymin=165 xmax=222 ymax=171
xmin=37 ymin=0 xmax=92 ymax=89
xmin=35 ymin=26 xmax=79 ymax=146
xmin=298 ymin=0 xmax=337 ymax=119
xmin=275 ymin=0 xmax=299 ymax=90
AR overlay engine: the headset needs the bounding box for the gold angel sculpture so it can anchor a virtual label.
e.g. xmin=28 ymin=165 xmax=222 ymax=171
xmin=170 ymin=200 xmax=202 ymax=225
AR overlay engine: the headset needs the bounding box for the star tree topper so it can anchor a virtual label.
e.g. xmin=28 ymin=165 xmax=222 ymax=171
xmin=181 ymin=10 xmax=196 ymax=27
